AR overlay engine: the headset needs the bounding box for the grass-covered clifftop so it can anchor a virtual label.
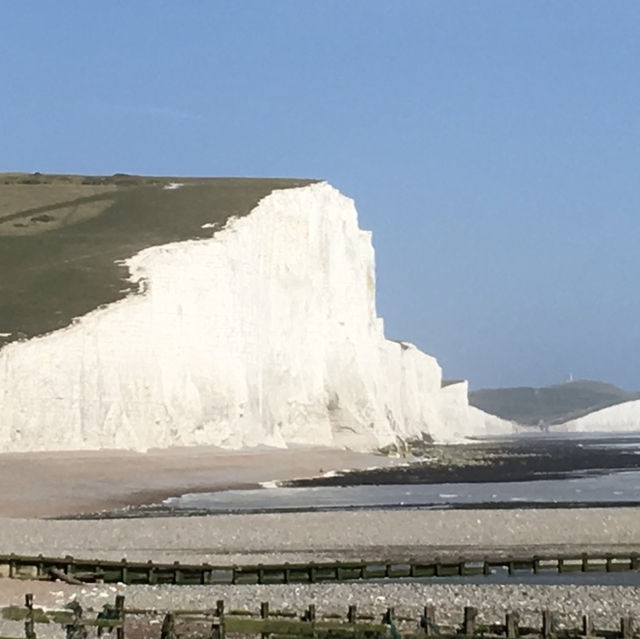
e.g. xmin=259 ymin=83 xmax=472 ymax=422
xmin=0 ymin=173 xmax=314 ymax=346
xmin=469 ymin=379 xmax=640 ymax=426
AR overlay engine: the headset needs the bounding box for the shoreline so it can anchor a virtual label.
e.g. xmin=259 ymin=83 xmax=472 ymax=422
xmin=0 ymin=444 xmax=638 ymax=625
xmin=3 ymin=435 xmax=640 ymax=519
xmin=82 ymin=500 xmax=640 ymax=520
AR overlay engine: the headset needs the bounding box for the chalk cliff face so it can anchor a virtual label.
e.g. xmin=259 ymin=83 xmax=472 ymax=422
xmin=557 ymin=400 xmax=640 ymax=433
xmin=0 ymin=183 xmax=511 ymax=452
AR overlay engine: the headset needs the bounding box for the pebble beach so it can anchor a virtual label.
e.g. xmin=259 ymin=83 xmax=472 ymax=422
xmin=0 ymin=447 xmax=639 ymax=635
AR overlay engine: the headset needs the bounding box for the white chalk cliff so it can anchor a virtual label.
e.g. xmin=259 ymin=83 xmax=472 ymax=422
xmin=0 ymin=183 xmax=512 ymax=452
xmin=557 ymin=400 xmax=640 ymax=433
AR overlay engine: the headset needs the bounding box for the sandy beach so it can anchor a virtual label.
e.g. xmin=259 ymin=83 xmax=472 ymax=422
xmin=0 ymin=445 xmax=397 ymax=518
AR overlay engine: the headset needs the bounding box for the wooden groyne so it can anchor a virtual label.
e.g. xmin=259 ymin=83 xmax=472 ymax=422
xmin=0 ymin=594 xmax=638 ymax=639
xmin=0 ymin=551 xmax=639 ymax=585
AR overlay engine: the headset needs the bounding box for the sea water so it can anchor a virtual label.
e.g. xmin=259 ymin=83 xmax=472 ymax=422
xmin=163 ymin=433 xmax=640 ymax=514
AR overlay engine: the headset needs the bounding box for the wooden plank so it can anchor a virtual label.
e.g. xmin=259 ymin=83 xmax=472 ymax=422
xmin=461 ymin=562 xmax=484 ymax=576
xmin=48 ymin=568 xmax=83 ymax=586
xmin=4 ymin=599 xmax=640 ymax=639
xmin=2 ymin=550 xmax=640 ymax=587
xmin=225 ymin=617 xmax=387 ymax=636
xmin=411 ymin=564 xmax=436 ymax=578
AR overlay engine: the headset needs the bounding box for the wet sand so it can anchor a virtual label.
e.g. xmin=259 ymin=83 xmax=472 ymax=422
xmin=0 ymin=445 xmax=396 ymax=518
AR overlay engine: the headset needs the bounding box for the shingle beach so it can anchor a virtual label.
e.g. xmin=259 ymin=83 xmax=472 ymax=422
xmin=0 ymin=447 xmax=639 ymax=634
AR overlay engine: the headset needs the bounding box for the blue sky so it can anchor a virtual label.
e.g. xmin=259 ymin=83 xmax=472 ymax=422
xmin=2 ymin=1 xmax=639 ymax=390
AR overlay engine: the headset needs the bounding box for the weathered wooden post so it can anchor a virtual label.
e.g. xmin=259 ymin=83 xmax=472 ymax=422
xmin=306 ymin=604 xmax=316 ymax=622
xmin=542 ymin=610 xmax=555 ymax=639
xmin=582 ymin=614 xmax=594 ymax=637
xmin=261 ymin=602 xmax=270 ymax=639
xmin=463 ymin=606 xmax=477 ymax=636
xmin=115 ymin=595 xmax=125 ymax=639
xmin=173 ymin=561 xmax=182 ymax=585
xmin=216 ymin=600 xmax=226 ymax=639
xmin=348 ymin=605 xmax=357 ymax=624
xmin=422 ymin=604 xmax=436 ymax=637
xmin=65 ymin=601 xmax=87 ymax=639
xmin=147 ymin=560 xmax=157 ymax=585
xmin=65 ymin=555 xmax=77 ymax=580
xmin=37 ymin=554 xmax=45 ymax=580
xmin=621 ymin=616 xmax=634 ymax=639
xmin=160 ymin=613 xmax=176 ymax=639
xmin=8 ymin=553 xmax=16 ymax=579
xmin=24 ymin=593 xmax=36 ymax=639
xmin=506 ymin=611 xmax=520 ymax=639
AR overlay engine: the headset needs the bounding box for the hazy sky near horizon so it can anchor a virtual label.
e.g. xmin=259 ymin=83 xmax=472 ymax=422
xmin=2 ymin=2 xmax=639 ymax=390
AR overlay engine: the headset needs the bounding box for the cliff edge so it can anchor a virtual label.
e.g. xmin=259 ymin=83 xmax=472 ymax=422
xmin=0 ymin=176 xmax=511 ymax=451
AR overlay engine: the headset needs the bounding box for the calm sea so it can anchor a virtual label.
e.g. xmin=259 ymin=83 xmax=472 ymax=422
xmin=162 ymin=432 xmax=640 ymax=515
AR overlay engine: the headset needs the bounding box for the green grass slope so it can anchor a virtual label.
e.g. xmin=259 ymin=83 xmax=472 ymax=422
xmin=469 ymin=380 xmax=640 ymax=426
xmin=0 ymin=173 xmax=315 ymax=346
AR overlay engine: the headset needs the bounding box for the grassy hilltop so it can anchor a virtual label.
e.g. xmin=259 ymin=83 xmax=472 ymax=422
xmin=469 ymin=379 xmax=640 ymax=426
xmin=0 ymin=173 xmax=314 ymax=346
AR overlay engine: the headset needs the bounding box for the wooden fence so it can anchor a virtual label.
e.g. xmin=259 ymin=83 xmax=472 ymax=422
xmin=0 ymin=551 xmax=639 ymax=586
xmin=0 ymin=595 xmax=638 ymax=639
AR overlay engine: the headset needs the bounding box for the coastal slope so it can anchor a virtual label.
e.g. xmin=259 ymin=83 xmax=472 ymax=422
xmin=557 ymin=399 xmax=640 ymax=433
xmin=470 ymin=380 xmax=640 ymax=430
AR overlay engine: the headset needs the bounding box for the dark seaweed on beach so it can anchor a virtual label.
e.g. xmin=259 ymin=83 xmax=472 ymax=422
xmin=284 ymin=436 xmax=640 ymax=487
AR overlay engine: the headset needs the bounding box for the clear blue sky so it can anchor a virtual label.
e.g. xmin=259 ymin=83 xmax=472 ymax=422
xmin=2 ymin=1 xmax=639 ymax=390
